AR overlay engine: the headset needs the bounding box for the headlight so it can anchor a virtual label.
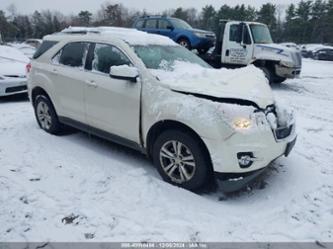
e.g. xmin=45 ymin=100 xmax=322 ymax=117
xmin=280 ymin=60 xmax=294 ymax=67
xmin=193 ymin=32 xmax=207 ymax=38
xmin=233 ymin=118 xmax=252 ymax=130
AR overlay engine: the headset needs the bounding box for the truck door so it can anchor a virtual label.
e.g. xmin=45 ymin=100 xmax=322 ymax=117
xmin=222 ymin=23 xmax=253 ymax=66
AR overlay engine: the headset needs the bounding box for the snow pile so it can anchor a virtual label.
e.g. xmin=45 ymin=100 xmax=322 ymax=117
xmin=150 ymin=61 xmax=274 ymax=108
xmin=61 ymin=26 xmax=176 ymax=46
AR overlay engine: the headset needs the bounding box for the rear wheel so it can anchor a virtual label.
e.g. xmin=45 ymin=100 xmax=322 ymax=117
xmin=152 ymin=130 xmax=212 ymax=191
xmin=34 ymin=95 xmax=62 ymax=134
xmin=178 ymin=38 xmax=191 ymax=50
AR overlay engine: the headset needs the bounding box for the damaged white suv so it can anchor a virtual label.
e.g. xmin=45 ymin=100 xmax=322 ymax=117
xmin=28 ymin=27 xmax=297 ymax=191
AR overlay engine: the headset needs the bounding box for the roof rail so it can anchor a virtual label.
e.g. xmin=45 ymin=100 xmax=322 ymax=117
xmin=140 ymin=14 xmax=168 ymax=18
xmin=61 ymin=27 xmax=101 ymax=35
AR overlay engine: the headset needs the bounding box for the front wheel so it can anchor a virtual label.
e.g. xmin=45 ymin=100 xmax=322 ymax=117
xmin=261 ymin=67 xmax=274 ymax=84
xmin=274 ymin=76 xmax=287 ymax=84
xmin=153 ymin=130 xmax=212 ymax=191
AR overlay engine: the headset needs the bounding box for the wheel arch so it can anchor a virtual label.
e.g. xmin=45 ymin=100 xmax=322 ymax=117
xmin=145 ymin=120 xmax=213 ymax=171
xmin=252 ymin=59 xmax=278 ymax=70
xmin=31 ymin=87 xmax=52 ymax=106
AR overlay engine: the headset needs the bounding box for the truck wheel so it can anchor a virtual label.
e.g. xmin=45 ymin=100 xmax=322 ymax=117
xmin=152 ymin=130 xmax=212 ymax=191
xmin=261 ymin=67 xmax=274 ymax=84
xmin=178 ymin=38 xmax=191 ymax=50
xmin=274 ymin=77 xmax=287 ymax=84
xmin=34 ymin=95 xmax=63 ymax=135
xmin=198 ymin=48 xmax=209 ymax=54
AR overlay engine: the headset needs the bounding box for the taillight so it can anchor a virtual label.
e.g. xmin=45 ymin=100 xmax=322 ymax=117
xmin=26 ymin=63 xmax=32 ymax=74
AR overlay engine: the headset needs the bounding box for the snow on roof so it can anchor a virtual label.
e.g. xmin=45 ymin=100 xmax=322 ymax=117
xmin=303 ymin=44 xmax=333 ymax=52
xmin=59 ymin=26 xmax=177 ymax=46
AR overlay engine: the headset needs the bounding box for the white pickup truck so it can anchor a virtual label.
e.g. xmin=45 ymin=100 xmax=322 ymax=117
xmin=201 ymin=20 xmax=302 ymax=84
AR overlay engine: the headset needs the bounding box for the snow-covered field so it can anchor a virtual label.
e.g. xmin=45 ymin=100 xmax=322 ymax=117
xmin=0 ymin=59 xmax=332 ymax=242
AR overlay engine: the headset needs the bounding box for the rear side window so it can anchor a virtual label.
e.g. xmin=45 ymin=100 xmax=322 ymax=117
xmin=158 ymin=20 xmax=171 ymax=29
xmin=135 ymin=19 xmax=145 ymax=29
xmin=33 ymin=40 xmax=58 ymax=59
xmin=145 ymin=19 xmax=158 ymax=29
xmin=53 ymin=42 xmax=89 ymax=68
xmin=92 ymin=43 xmax=131 ymax=74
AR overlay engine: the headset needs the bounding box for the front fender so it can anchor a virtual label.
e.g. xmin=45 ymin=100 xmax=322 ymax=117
xmin=141 ymin=83 xmax=234 ymax=146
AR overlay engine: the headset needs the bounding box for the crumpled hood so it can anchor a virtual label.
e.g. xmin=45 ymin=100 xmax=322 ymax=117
xmin=150 ymin=62 xmax=274 ymax=109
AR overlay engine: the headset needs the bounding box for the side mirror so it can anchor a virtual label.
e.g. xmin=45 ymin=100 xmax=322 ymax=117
xmin=109 ymin=65 xmax=139 ymax=83
xmin=166 ymin=25 xmax=174 ymax=30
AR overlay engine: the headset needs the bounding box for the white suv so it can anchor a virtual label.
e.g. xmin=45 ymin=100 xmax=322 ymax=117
xmin=28 ymin=27 xmax=297 ymax=191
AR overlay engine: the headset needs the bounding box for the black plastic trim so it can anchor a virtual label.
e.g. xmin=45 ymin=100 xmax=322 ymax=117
xmin=58 ymin=116 xmax=145 ymax=153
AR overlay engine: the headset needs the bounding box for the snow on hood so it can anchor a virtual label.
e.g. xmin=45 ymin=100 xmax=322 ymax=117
xmin=0 ymin=45 xmax=29 ymax=76
xmin=150 ymin=62 xmax=274 ymax=109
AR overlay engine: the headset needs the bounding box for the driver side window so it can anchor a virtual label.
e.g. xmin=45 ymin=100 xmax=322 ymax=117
xmin=92 ymin=44 xmax=131 ymax=74
xmin=230 ymin=24 xmax=241 ymax=43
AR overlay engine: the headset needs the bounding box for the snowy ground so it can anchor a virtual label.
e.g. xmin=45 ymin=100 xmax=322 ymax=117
xmin=0 ymin=59 xmax=332 ymax=242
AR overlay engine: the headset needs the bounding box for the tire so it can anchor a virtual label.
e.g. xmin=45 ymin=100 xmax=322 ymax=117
xmin=152 ymin=129 xmax=212 ymax=191
xmin=274 ymin=76 xmax=286 ymax=84
xmin=33 ymin=95 xmax=62 ymax=135
xmin=198 ymin=48 xmax=209 ymax=54
xmin=177 ymin=38 xmax=191 ymax=50
xmin=261 ymin=67 xmax=274 ymax=84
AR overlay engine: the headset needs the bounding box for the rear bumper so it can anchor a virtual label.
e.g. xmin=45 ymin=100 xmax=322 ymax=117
xmin=0 ymin=78 xmax=27 ymax=97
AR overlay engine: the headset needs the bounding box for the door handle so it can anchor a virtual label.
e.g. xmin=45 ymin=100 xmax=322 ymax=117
xmin=86 ymin=80 xmax=97 ymax=88
xmin=226 ymin=49 xmax=230 ymax=56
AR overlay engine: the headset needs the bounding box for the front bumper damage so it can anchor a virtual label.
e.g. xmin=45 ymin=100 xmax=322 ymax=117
xmin=203 ymin=104 xmax=297 ymax=192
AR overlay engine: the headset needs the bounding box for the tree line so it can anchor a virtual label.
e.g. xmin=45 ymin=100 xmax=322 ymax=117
xmin=0 ymin=0 xmax=332 ymax=44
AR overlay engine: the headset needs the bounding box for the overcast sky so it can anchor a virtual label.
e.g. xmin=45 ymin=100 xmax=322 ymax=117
xmin=0 ymin=0 xmax=298 ymax=15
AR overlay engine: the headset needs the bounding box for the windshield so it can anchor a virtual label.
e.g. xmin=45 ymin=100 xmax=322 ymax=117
xmin=170 ymin=18 xmax=192 ymax=30
xmin=250 ymin=24 xmax=273 ymax=44
xmin=132 ymin=45 xmax=211 ymax=70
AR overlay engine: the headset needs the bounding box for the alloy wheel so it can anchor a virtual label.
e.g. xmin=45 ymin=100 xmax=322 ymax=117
xmin=159 ymin=140 xmax=196 ymax=184
xmin=36 ymin=101 xmax=52 ymax=130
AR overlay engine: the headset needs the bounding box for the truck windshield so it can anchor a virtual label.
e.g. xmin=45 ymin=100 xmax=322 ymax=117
xmin=132 ymin=45 xmax=210 ymax=70
xmin=170 ymin=18 xmax=192 ymax=30
xmin=250 ymin=24 xmax=273 ymax=44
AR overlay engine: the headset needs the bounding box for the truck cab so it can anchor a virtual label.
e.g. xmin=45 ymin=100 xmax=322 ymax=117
xmin=203 ymin=21 xmax=302 ymax=84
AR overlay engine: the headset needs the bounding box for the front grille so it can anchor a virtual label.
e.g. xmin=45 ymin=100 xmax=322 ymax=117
xmin=5 ymin=85 xmax=27 ymax=93
xmin=291 ymin=52 xmax=302 ymax=67
xmin=275 ymin=125 xmax=293 ymax=140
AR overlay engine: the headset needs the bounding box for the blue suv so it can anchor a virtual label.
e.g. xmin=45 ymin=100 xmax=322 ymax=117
xmin=133 ymin=16 xmax=216 ymax=54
